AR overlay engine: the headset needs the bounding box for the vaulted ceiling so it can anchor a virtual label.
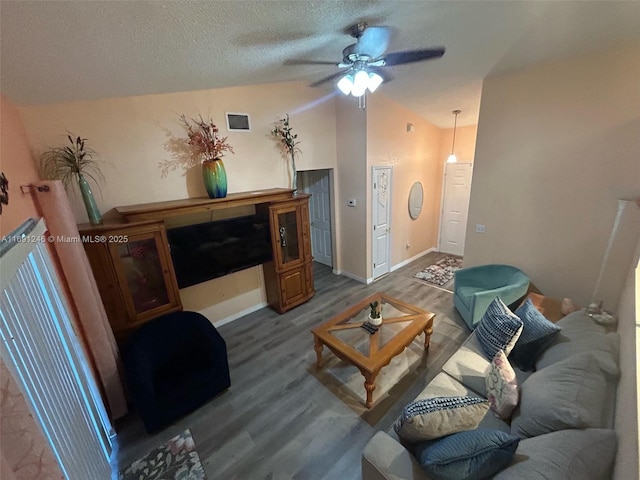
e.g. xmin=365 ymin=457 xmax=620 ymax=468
xmin=2 ymin=1 xmax=640 ymax=128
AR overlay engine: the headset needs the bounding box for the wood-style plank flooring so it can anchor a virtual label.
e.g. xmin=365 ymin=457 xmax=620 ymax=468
xmin=114 ymin=252 xmax=470 ymax=480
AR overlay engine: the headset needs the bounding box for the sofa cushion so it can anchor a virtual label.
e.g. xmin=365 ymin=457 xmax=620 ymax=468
xmin=493 ymin=428 xmax=617 ymax=480
xmin=511 ymin=353 xmax=609 ymax=438
xmin=413 ymin=429 xmax=520 ymax=480
xmin=475 ymin=298 xmax=523 ymax=361
xmin=535 ymin=310 xmax=620 ymax=376
xmin=406 ymin=372 xmax=510 ymax=436
xmin=485 ymin=350 xmax=518 ymax=420
xmin=362 ymin=431 xmax=430 ymax=480
xmin=394 ymin=396 xmax=489 ymax=443
xmin=441 ymin=332 xmax=492 ymax=397
xmin=509 ymin=298 xmax=562 ymax=371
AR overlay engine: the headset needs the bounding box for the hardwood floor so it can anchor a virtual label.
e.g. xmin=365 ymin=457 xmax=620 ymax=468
xmin=114 ymin=251 xmax=470 ymax=480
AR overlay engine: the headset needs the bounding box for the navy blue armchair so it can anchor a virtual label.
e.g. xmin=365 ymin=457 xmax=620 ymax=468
xmin=122 ymin=311 xmax=231 ymax=433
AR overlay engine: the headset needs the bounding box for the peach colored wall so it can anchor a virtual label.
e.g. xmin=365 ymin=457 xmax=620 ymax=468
xmin=366 ymin=94 xmax=444 ymax=276
xmin=334 ymin=95 xmax=367 ymax=280
xmin=18 ymin=81 xmax=339 ymax=323
xmin=0 ymin=96 xmax=41 ymax=234
xmin=0 ymin=96 xmax=64 ymax=480
xmin=466 ymin=43 xmax=640 ymax=309
xmin=439 ymin=125 xmax=478 ymax=165
xmin=18 ymin=81 xmax=337 ymax=221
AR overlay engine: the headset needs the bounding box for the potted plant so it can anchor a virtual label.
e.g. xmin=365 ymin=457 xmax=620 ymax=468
xmin=39 ymin=134 xmax=104 ymax=225
xmin=369 ymin=301 xmax=383 ymax=326
xmin=272 ymin=114 xmax=301 ymax=192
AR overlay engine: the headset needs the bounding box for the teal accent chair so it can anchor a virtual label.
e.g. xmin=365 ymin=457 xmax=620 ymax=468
xmin=453 ymin=264 xmax=530 ymax=330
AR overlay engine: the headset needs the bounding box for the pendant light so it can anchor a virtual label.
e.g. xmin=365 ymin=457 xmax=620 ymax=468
xmin=447 ymin=109 xmax=461 ymax=163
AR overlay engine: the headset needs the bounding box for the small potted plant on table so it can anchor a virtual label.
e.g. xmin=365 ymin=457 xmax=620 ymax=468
xmin=368 ymin=301 xmax=383 ymax=326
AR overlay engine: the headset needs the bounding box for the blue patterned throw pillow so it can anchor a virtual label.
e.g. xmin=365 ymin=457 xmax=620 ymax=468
xmin=413 ymin=429 xmax=520 ymax=480
xmin=394 ymin=396 xmax=490 ymax=443
xmin=475 ymin=298 xmax=523 ymax=361
xmin=510 ymin=298 xmax=562 ymax=371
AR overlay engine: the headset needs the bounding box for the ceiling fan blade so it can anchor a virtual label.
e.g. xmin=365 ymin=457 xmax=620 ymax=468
xmin=309 ymin=69 xmax=350 ymax=88
xmin=284 ymin=59 xmax=339 ymax=66
xmin=355 ymin=26 xmax=392 ymax=59
xmin=382 ymin=47 xmax=445 ymax=66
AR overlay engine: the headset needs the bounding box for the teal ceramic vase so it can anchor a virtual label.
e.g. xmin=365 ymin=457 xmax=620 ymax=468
xmin=78 ymin=174 xmax=102 ymax=225
xmin=202 ymin=158 xmax=227 ymax=199
xmin=290 ymin=153 xmax=298 ymax=194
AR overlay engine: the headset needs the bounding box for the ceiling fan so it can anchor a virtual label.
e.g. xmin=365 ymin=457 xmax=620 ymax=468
xmin=290 ymin=22 xmax=445 ymax=97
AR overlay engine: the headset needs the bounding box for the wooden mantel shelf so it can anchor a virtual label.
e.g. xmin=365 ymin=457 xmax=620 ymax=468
xmin=115 ymin=188 xmax=295 ymax=222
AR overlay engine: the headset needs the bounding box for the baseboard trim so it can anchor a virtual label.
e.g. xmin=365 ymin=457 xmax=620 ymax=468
xmin=337 ymin=270 xmax=368 ymax=284
xmin=210 ymin=301 xmax=268 ymax=328
xmin=391 ymin=247 xmax=436 ymax=272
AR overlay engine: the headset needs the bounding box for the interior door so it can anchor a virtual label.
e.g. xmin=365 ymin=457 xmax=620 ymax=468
xmin=439 ymin=163 xmax=473 ymax=256
xmin=307 ymin=170 xmax=333 ymax=267
xmin=372 ymin=166 xmax=392 ymax=280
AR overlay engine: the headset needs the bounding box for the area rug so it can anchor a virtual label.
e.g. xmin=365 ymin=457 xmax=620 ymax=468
xmin=414 ymin=256 xmax=462 ymax=289
xmin=120 ymin=429 xmax=207 ymax=480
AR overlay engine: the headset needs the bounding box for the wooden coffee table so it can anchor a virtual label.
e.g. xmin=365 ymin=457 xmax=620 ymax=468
xmin=311 ymin=293 xmax=435 ymax=408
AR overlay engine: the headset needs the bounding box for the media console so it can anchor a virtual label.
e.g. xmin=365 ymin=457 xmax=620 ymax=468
xmin=78 ymin=188 xmax=314 ymax=343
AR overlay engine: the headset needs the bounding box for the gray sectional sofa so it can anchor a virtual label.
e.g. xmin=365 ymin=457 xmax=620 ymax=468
xmin=361 ymin=309 xmax=620 ymax=480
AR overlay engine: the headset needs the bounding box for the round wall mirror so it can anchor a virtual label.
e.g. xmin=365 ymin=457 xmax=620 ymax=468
xmin=408 ymin=181 xmax=424 ymax=219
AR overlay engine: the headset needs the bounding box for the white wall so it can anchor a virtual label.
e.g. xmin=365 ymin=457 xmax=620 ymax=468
xmin=466 ymin=43 xmax=640 ymax=310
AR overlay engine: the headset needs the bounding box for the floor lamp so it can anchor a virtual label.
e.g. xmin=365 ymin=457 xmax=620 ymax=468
xmin=587 ymin=199 xmax=633 ymax=323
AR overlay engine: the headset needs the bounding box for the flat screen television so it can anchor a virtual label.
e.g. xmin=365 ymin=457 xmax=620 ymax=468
xmin=166 ymin=214 xmax=273 ymax=289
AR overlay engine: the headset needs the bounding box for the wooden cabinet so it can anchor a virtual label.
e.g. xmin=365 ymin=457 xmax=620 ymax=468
xmin=79 ymin=220 xmax=182 ymax=343
xmin=78 ymin=190 xmax=313 ymax=342
xmin=263 ymin=195 xmax=315 ymax=313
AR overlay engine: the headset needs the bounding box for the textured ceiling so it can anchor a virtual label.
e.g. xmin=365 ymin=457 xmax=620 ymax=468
xmin=2 ymin=1 xmax=640 ymax=128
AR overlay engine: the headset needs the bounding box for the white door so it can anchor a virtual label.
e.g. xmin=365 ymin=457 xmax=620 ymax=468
xmin=307 ymin=170 xmax=333 ymax=267
xmin=372 ymin=166 xmax=392 ymax=280
xmin=439 ymin=163 xmax=473 ymax=256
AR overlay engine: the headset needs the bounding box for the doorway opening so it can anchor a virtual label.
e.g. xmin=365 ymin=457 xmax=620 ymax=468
xmin=299 ymin=169 xmax=335 ymax=269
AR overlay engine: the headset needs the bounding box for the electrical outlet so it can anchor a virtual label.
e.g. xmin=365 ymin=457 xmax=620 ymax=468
xmin=475 ymin=224 xmax=486 ymax=233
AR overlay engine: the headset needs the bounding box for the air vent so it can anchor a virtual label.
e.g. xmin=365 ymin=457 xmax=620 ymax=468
xmin=225 ymin=112 xmax=251 ymax=132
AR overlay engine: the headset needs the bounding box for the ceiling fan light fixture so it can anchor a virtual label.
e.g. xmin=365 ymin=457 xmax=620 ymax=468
xmin=367 ymin=72 xmax=383 ymax=93
xmin=337 ymin=74 xmax=354 ymax=95
xmin=352 ymin=70 xmax=369 ymax=97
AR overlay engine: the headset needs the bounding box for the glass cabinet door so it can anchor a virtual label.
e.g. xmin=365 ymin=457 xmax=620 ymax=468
xmin=277 ymin=210 xmax=300 ymax=265
xmin=117 ymin=237 xmax=170 ymax=315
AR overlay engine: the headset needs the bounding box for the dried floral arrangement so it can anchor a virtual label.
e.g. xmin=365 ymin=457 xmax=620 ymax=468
xmin=39 ymin=134 xmax=104 ymax=191
xmin=159 ymin=115 xmax=234 ymax=177
xmin=272 ymin=114 xmax=301 ymax=159
xmin=272 ymin=114 xmax=301 ymax=190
